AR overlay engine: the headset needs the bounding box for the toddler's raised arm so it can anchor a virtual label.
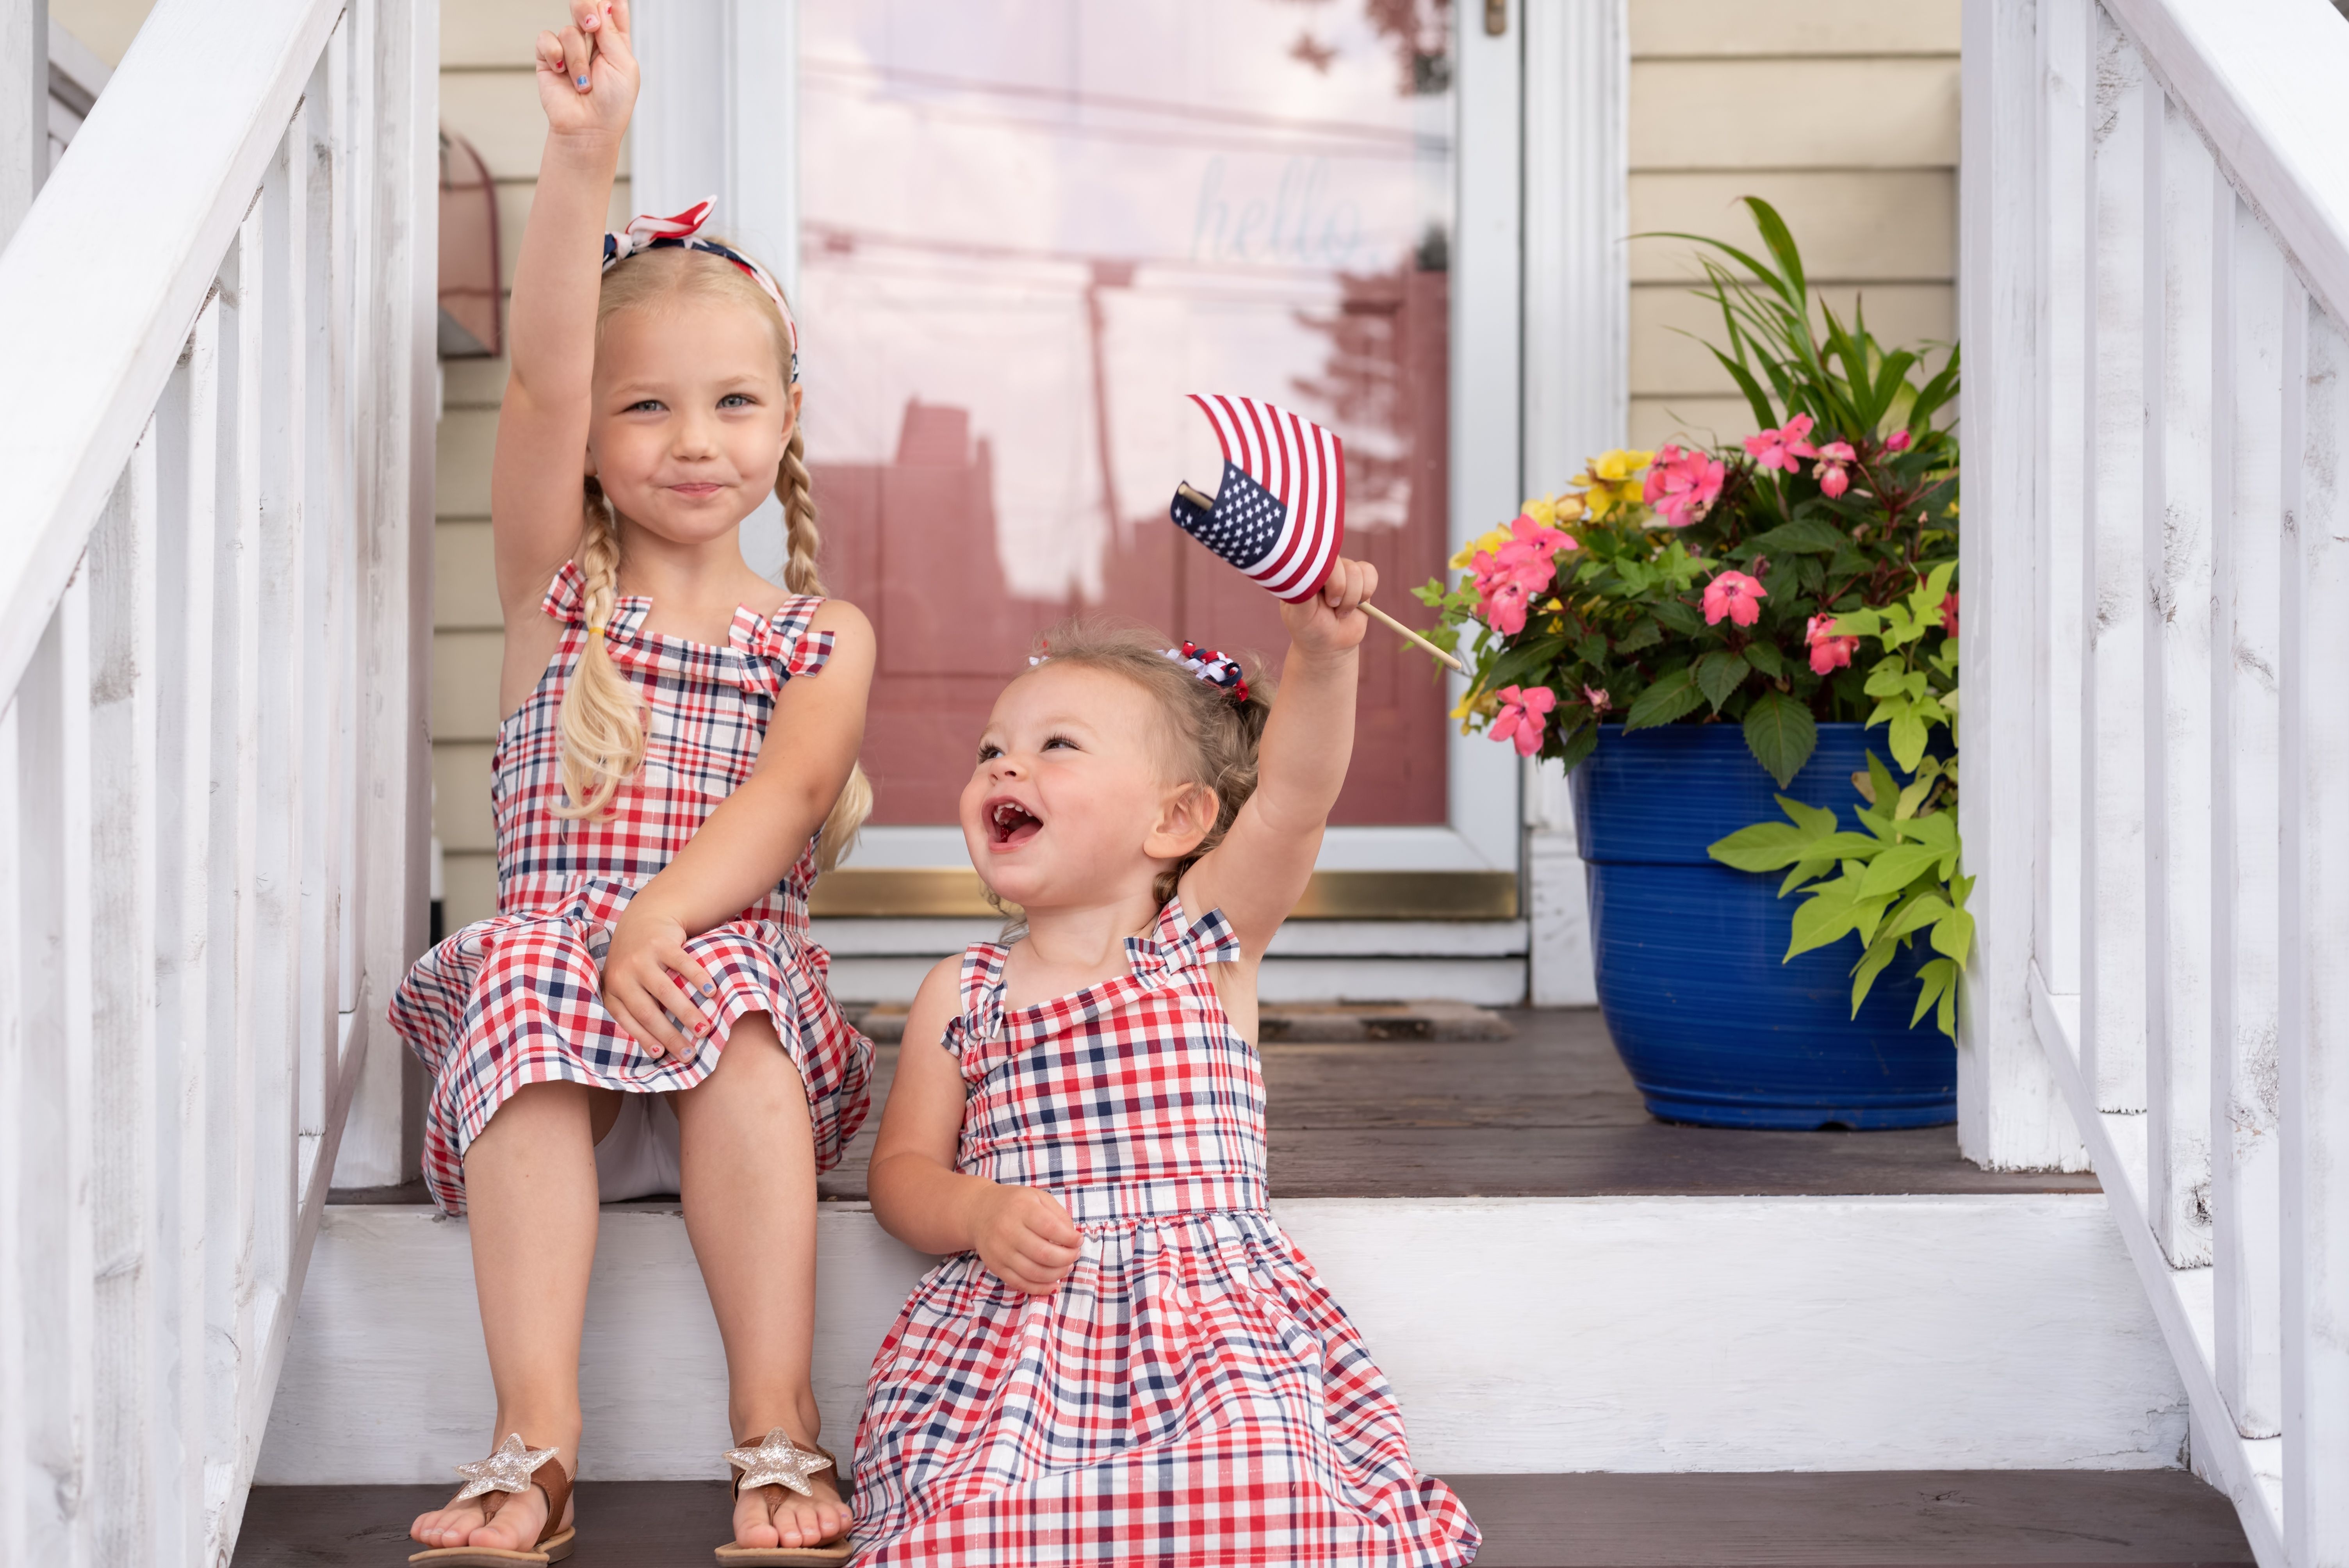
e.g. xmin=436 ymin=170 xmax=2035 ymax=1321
xmin=1180 ymin=557 xmax=1379 ymax=959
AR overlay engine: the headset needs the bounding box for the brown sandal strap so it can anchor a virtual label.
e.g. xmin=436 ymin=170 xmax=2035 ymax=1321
xmin=530 ymin=1453 xmax=573 ymax=1547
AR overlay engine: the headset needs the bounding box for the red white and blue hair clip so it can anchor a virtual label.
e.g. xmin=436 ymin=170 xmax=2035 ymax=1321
xmin=1165 ymin=642 xmax=1250 ymax=706
xmin=602 ymin=198 xmax=799 ymax=383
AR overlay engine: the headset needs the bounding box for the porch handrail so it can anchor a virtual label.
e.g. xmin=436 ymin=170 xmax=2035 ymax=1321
xmin=1963 ymin=1 xmax=2349 ymax=1564
xmin=0 ymin=0 xmax=433 ymax=1561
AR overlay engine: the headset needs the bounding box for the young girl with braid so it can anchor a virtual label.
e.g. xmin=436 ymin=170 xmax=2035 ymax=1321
xmin=396 ymin=5 xmax=868 ymax=1561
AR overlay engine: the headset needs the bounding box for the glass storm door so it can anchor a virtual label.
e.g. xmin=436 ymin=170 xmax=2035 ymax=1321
xmin=636 ymin=0 xmax=1524 ymax=898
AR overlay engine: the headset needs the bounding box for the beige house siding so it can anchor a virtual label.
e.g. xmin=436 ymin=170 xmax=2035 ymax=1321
xmin=1623 ymin=0 xmax=1960 ymax=455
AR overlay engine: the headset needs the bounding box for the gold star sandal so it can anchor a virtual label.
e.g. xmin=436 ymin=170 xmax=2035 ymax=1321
xmin=713 ymin=1427 xmax=852 ymax=1564
xmin=408 ymin=1433 xmax=577 ymax=1565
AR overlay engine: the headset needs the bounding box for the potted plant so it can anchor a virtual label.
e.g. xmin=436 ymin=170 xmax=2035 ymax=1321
xmin=1415 ymin=199 xmax=1966 ymax=1129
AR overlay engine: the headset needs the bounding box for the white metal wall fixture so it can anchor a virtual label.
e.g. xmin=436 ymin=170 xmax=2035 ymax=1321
xmin=0 ymin=0 xmax=436 ymax=1559
xmin=1962 ymin=0 xmax=2349 ymax=1561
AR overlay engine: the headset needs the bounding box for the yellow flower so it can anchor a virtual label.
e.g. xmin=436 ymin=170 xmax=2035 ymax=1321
xmin=1522 ymin=492 xmax=1588 ymax=528
xmin=1450 ymin=685 xmax=1500 ymax=734
xmin=1446 ymin=524 xmax=1515 ymax=571
xmin=1573 ymin=449 xmax=1655 ymax=520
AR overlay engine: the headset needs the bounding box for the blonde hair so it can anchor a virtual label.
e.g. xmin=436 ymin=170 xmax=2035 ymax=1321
xmin=556 ymin=244 xmax=871 ymax=872
xmin=1018 ymin=619 xmax=1275 ymax=909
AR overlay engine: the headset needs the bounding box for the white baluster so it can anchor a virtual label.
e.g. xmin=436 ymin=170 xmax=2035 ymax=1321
xmin=2143 ymin=93 xmax=2217 ymax=1268
xmin=90 ymin=433 xmax=163 ymax=1561
xmin=2083 ymin=9 xmax=2151 ymax=1115
xmin=154 ymin=294 xmax=224 ymax=1559
xmin=2282 ymin=297 xmax=2349 ymax=1568
xmin=2036 ymin=0 xmax=2092 ymax=1005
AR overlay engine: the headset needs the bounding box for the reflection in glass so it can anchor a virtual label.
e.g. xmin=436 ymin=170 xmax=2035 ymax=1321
xmin=800 ymin=0 xmax=1456 ymax=823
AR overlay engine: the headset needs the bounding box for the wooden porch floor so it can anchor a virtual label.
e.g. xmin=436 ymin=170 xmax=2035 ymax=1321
xmin=235 ymin=1468 xmax=2251 ymax=1566
xmin=335 ymin=1009 xmax=2101 ymax=1205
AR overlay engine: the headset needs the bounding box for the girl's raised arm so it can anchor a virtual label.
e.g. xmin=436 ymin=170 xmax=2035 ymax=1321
xmin=1180 ymin=557 xmax=1378 ymax=960
xmin=491 ymin=2 xmax=637 ymax=686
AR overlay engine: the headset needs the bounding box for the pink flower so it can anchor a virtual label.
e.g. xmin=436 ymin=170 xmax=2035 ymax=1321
xmin=1805 ymin=613 xmax=1860 ymax=675
xmin=1584 ymin=684 xmax=1612 ymax=715
xmin=1490 ymin=684 xmax=1556 ymax=756
xmin=1939 ymin=591 xmax=1960 ymax=637
xmin=1471 ymin=550 xmax=1541 ymax=635
xmin=1504 ymin=511 xmax=1577 ymax=559
xmin=1813 ymin=440 xmax=1857 ymax=499
xmin=1701 ymin=569 xmax=1768 ymax=628
xmin=1886 ymin=428 xmax=1913 ymax=453
xmin=1743 ymin=413 xmax=1818 ymax=474
xmin=1643 ymin=444 xmax=1728 ymax=528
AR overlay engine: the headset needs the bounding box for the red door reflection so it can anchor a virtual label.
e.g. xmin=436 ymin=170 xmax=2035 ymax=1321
xmin=799 ymin=1 xmax=1454 ymax=825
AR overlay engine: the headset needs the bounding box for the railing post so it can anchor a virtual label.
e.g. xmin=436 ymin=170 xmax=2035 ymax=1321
xmin=2209 ymin=183 xmax=2284 ymax=1445
xmin=0 ymin=0 xmax=44 ymax=246
xmin=1962 ymin=0 xmax=2089 ymax=1169
xmin=2282 ymin=292 xmax=2349 ymax=1568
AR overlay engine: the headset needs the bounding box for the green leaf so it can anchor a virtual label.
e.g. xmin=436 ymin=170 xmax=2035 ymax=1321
xmin=1849 ymin=933 xmax=1903 ymax=1015
xmin=1613 ymin=617 xmax=1662 ymax=654
xmin=1741 ymin=690 xmax=1818 ymax=788
xmin=1888 ymin=709 xmax=1929 ymax=771
xmin=1624 ymin=666 xmax=1706 ymax=731
xmin=1858 ymin=842 xmax=1944 ymax=898
xmin=1707 ymin=821 xmax=1819 ymax=872
xmin=1652 ymin=599 xmax=1706 ymax=636
xmin=1743 ymin=641 xmax=1786 ymax=678
xmin=1786 ymin=877 xmax=1867 ymax=959
xmin=1576 ymin=633 xmax=1610 ymax=668
xmin=1832 ymin=608 xmax=1883 ymax=638
xmin=1775 ymin=795 xmax=1840 ymax=835
xmin=1880 ymin=891 xmax=1952 ymax=943
xmin=1555 ymin=720 xmax=1600 ymax=773
xmin=1911 ymin=958 xmax=1959 ymax=1034
xmin=1930 ymin=903 xmax=1977 ymax=964
xmin=1895 ymin=811 xmax=1958 ymax=852
xmin=1695 ymin=650 xmax=1752 ymax=713
xmin=1750 ymin=517 xmax=1850 ymax=556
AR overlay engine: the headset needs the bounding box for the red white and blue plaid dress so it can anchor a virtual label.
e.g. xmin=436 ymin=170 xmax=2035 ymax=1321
xmin=390 ymin=563 xmax=873 ymax=1213
xmin=851 ymin=899 xmax=1478 ymax=1567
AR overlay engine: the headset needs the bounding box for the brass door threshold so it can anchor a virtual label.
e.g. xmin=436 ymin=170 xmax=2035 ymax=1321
xmin=808 ymin=867 xmax=1519 ymax=920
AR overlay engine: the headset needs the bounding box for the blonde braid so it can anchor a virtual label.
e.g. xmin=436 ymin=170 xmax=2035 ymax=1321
xmin=552 ymin=481 xmax=647 ymax=818
xmin=779 ymin=425 xmax=823 ymax=595
xmin=772 ymin=424 xmax=875 ymax=871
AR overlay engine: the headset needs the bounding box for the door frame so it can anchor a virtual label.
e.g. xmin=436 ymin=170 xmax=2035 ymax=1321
xmin=632 ymin=0 xmax=1629 ymax=922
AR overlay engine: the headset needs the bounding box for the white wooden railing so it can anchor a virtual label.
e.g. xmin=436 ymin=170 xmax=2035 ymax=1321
xmin=0 ymin=0 xmax=433 ymax=1562
xmin=1962 ymin=0 xmax=2349 ymax=1563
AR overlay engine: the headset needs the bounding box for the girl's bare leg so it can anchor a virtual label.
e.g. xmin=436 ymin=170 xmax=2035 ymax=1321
xmin=409 ymin=1080 xmax=605 ymax=1552
xmin=672 ymin=1014 xmax=849 ymax=1551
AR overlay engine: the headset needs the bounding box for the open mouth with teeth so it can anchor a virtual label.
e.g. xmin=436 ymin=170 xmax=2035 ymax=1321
xmin=987 ymin=798 xmax=1043 ymax=848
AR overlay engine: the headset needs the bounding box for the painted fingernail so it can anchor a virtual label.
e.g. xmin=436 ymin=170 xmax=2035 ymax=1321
xmin=576 ymin=75 xmax=591 ymax=87
xmin=583 ymin=12 xmax=598 ymax=26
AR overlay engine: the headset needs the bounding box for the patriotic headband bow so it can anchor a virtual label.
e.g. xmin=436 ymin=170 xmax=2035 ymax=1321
xmin=602 ymin=198 xmax=799 ymax=383
xmin=1165 ymin=643 xmax=1250 ymax=706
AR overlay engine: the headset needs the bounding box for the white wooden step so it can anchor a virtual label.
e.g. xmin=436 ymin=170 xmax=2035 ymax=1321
xmin=258 ymin=1193 xmax=2186 ymax=1484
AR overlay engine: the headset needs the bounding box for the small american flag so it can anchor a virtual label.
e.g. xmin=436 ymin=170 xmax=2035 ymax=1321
xmin=1168 ymin=394 xmax=1346 ymax=603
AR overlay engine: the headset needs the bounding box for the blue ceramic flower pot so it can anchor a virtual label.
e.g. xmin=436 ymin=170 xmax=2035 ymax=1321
xmin=1568 ymin=722 xmax=1956 ymax=1130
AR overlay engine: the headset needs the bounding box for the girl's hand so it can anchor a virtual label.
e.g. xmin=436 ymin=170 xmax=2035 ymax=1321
xmin=535 ymin=0 xmax=637 ymax=141
xmin=970 ymin=1184 xmax=1082 ymax=1295
xmin=1278 ymin=555 xmax=1378 ymax=659
xmin=602 ymin=900 xmax=715 ymax=1060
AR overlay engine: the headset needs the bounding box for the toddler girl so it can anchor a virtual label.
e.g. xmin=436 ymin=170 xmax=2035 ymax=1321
xmin=399 ymin=5 xmax=866 ymax=1561
xmin=855 ymin=562 xmax=1480 ymax=1564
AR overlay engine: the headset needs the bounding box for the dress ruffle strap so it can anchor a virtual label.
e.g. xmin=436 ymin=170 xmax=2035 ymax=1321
xmin=1125 ymin=900 xmax=1240 ymax=987
xmin=941 ymin=943 xmax=1008 ymax=1061
xmin=733 ymin=595 xmax=834 ymax=696
xmin=541 ymin=560 xmax=590 ymax=626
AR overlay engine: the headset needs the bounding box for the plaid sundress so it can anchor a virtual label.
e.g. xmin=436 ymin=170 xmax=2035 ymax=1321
xmin=390 ymin=562 xmax=872 ymax=1213
xmin=851 ymin=899 xmax=1478 ymax=1567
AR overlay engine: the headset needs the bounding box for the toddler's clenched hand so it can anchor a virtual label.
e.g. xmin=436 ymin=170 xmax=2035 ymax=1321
xmin=970 ymin=1183 xmax=1082 ymax=1295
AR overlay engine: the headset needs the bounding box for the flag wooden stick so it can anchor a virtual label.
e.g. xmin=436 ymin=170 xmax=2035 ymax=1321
xmin=1174 ymin=482 xmax=1466 ymax=672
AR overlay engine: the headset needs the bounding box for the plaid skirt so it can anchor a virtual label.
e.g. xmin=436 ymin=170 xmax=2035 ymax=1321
xmin=853 ymin=1208 xmax=1478 ymax=1567
xmin=390 ymin=876 xmax=871 ymax=1213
